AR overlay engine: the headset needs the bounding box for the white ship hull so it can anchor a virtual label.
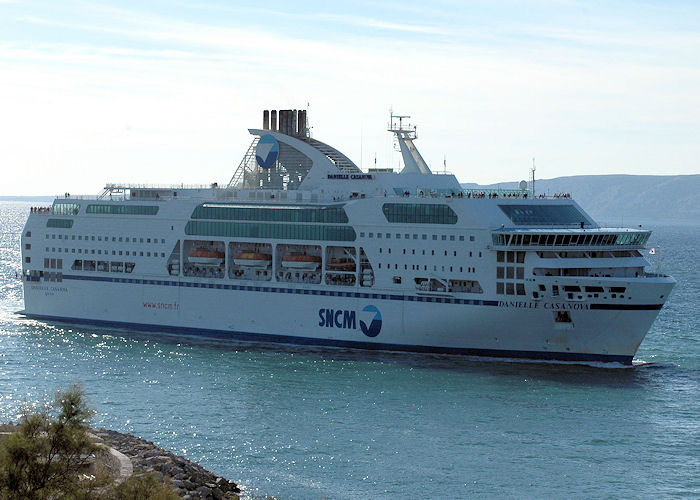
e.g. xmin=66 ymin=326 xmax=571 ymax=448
xmin=21 ymin=274 xmax=674 ymax=363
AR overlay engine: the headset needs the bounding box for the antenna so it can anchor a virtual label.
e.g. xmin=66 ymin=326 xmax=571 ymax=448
xmin=530 ymin=158 xmax=536 ymax=197
xmin=360 ymin=124 xmax=363 ymax=170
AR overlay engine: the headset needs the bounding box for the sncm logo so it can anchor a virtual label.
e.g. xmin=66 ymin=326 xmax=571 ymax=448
xmin=318 ymin=305 xmax=382 ymax=337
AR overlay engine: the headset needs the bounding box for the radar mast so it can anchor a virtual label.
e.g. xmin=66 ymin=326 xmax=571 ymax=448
xmin=388 ymin=113 xmax=432 ymax=175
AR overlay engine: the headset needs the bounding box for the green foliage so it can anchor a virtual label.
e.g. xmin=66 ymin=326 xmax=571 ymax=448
xmin=107 ymin=473 xmax=180 ymax=500
xmin=0 ymin=384 xmax=99 ymax=499
xmin=0 ymin=385 xmax=181 ymax=499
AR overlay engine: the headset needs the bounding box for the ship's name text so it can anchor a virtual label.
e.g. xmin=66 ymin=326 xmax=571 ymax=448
xmin=327 ymin=174 xmax=373 ymax=180
xmin=498 ymin=301 xmax=590 ymax=310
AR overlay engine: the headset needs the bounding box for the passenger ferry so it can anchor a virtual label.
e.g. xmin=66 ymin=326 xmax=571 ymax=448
xmin=19 ymin=110 xmax=675 ymax=364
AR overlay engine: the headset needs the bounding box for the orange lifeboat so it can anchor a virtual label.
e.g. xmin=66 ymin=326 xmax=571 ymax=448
xmin=188 ymin=247 xmax=225 ymax=266
xmin=282 ymin=252 xmax=321 ymax=270
xmin=233 ymin=251 xmax=272 ymax=268
xmin=327 ymin=257 xmax=355 ymax=271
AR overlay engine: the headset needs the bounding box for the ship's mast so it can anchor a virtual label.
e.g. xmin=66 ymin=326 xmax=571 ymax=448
xmin=388 ymin=113 xmax=432 ymax=175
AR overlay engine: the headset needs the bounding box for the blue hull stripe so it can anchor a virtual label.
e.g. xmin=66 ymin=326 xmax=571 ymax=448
xmin=590 ymin=303 xmax=662 ymax=311
xmin=49 ymin=274 xmax=662 ymax=311
xmin=23 ymin=313 xmax=633 ymax=364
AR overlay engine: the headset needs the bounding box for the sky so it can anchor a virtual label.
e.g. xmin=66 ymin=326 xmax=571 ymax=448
xmin=1 ymin=0 xmax=699 ymax=195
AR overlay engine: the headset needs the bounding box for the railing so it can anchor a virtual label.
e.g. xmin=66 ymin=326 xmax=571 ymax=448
xmin=105 ymin=182 xmax=219 ymax=190
xmin=29 ymin=207 xmax=52 ymax=214
xmin=54 ymin=194 xmax=102 ymax=200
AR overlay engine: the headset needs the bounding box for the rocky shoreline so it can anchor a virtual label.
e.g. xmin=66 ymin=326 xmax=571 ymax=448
xmin=93 ymin=428 xmax=242 ymax=499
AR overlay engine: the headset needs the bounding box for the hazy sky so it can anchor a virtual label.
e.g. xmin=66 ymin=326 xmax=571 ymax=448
xmin=1 ymin=0 xmax=699 ymax=195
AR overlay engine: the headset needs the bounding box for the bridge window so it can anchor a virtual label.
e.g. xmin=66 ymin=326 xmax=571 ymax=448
xmin=499 ymin=204 xmax=591 ymax=226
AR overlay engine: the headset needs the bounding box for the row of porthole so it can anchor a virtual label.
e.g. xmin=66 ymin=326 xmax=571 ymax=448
xmin=360 ymin=231 xmax=474 ymax=242
xmin=44 ymin=247 xmax=165 ymax=258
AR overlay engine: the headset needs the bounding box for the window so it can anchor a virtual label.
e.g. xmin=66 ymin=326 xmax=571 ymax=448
xmin=381 ymin=203 xmax=458 ymax=224
xmin=52 ymin=203 xmax=80 ymax=215
xmin=497 ymin=282 xmax=504 ymax=294
xmin=86 ymin=204 xmax=159 ymax=215
xmin=499 ymin=204 xmax=591 ymax=226
xmin=506 ymin=283 xmax=515 ymax=295
xmin=47 ymin=219 xmax=73 ymax=228
xmin=191 ymin=204 xmax=348 ymax=223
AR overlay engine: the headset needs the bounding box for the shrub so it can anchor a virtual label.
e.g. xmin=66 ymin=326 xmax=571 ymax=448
xmin=0 ymin=384 xmax=98 ymax=499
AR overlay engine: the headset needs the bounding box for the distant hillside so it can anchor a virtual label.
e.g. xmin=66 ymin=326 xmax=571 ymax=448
xmin=462 ymin=174 xmax=700 ymax=224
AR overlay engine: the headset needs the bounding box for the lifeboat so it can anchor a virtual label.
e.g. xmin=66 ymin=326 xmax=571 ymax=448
xmin=188 ymin=247 xmax=225 ymax=266
xmin=327 ymin=257 xmax=355 ymax=272
xmin=282 ymin=252 xmax=321 ymax=270
xmin=233 ymin=251 xmax=272 ymax=268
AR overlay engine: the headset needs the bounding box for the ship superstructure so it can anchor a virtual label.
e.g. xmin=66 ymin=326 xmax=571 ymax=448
xmin=20 ymin=110 xmax=675 ymax=363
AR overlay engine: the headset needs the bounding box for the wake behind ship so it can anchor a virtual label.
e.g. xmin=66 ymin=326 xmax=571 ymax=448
xmin=20 ymin=110 xmax=675 ymax=364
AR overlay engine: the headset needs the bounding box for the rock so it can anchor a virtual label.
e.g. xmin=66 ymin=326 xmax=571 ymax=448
xmin=90 ymin=428 xmax=240 ymax=497
xmin=196 ymin=485 xmax=212 ymax=497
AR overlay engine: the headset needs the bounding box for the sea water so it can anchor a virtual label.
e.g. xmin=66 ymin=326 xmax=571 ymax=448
xmin=1 ymin=201 xmax=698 ymax=498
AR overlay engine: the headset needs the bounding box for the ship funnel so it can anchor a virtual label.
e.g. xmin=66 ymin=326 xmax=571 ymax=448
xmin=263 ymin=109 xmax=308 ymax=137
